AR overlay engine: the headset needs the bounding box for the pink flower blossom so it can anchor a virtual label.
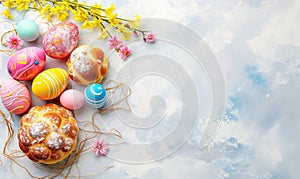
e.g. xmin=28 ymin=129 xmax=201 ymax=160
xmin=92 ymin=139 xmax=109 ymax=156
xmin=119 ymin=45 xmax=132 ymax=60
xmin=133 ymin=31 xmax=139 ymax=38
xmin=108 ymin=35 xmax=123 ymax=50
xmin=145 ymin=33 xmax=155 ymax=43
xmin=6 ymin=34 xmax=23 ymax=50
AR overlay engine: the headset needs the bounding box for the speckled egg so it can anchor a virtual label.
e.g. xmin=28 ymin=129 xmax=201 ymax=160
xmin=67 ymin=45 xmax=109 ymax=86
xmin=0 ymin=79 xmax=31 ymax=114
xmin=84 ymin=84 xmax=107 ymax=108
xmin=7 ymin=47 xmax=46 ymax=81
xmin=16 ymin=19 xmax=40 ymax=42
xmin=32 ymin=68 xmax=69 ymax=100
xmin=43 ymin=22 xmax=79 ymax=59
xmin=60 ymin=89 xmax=84 ymax=110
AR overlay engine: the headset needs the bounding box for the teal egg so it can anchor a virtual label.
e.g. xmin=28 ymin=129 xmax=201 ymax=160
xmin=84 ymin=84 xmax=107 ymax=108
xmin=16 ymin=19 xmax=40 ymax=42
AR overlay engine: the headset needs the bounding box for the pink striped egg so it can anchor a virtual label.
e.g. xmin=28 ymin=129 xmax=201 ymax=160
xmin=7 ymin=47 xmax=46 ymax=81
xmin=0 ymin=79 xmax=31 ymax=114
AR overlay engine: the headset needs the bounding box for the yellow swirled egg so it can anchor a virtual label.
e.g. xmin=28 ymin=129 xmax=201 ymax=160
xmin=32 ymin=68 xmax=68 ymax=100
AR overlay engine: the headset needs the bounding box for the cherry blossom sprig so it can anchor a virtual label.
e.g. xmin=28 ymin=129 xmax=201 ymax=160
xmin=119 ymin=46 xmax=132 ymax=60
xmin=108 ymin=36 xmax=123 ymax=50
xmin=108 ymin=33 xmax=155 ymax=60
xmin=133 ymin=28 xmax=156 ymax=43
xmin=145 ymin=33 xmax=155 ymax=43
xmin=108 ymin=35 xmax=131 ymax=60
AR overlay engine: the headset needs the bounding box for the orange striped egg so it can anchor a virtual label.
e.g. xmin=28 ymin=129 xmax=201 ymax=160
xmin=32 ymin=68 xmax=68 ymax=100
xmin=0 ymin=79 xmax=31 ymax=114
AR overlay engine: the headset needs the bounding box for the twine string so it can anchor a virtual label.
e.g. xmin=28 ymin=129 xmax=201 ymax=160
xmin=0 ymin=80 xmax=131 ymax=178
xmin=94 ymin=80 xmax=132 ymax=115
xmin=0 ymin=21 xmax=17 ymax=46
xmin=0 ymin=21 xmax=17 ymax=55
xmin=33 ymin=14 xmax=52 ymax=35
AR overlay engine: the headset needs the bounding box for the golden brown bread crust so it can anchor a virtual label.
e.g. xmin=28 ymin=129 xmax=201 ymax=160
xmin=67 ymin=45 xmax=109 ymax=86
xmin=18 ymin=103 xmax=79 ymax=164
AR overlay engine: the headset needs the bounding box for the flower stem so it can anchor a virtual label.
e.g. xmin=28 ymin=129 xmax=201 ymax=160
xmin=99 ymin=22 xmax=112 ymax=39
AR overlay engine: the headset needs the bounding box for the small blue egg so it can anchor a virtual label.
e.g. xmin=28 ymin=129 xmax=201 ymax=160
xmin=16 ymin=19 xmax=40 ymax=42
xmin=84 ymin=83 xmax=107 ymax=108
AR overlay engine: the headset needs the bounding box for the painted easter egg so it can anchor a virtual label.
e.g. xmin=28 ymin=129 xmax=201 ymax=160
xmin=84 ymin=84 xmax=107 ymax=108
xmin=32 ymin=68 xmax=69 ymax=100
xmin=0 ymin=79 xmax=31 ymax=114
xmin=67 ymin=45 xmax=109 ymax=86
xmin=60 ymin=89 xmax=84 ymax=110
xmin=43 ymin=22 xmax=79 ymax=59
xmin=7 ymin=47 xmax=46 ymax=81
xmin=16 ymin=19 xmax=40 ymax=42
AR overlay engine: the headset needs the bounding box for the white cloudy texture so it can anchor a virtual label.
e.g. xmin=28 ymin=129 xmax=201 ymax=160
xmin=0 ymin=0 xmax=299 ymax=178
xmin=115 ymin=0 xmax=300 ymax=178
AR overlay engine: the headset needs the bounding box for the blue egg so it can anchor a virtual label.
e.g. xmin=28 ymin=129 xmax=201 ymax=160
xmin=16 ymin=19 xmax=40 ymax=42
xmin=84 ymin=83 xmax=107 ymax=108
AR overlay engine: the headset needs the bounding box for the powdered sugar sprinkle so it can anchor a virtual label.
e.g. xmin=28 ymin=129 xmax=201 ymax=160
xmin=46 ymin=132 xmax=63 ymax=150
xmin=29 ymin=121 xmax=50 ymax=142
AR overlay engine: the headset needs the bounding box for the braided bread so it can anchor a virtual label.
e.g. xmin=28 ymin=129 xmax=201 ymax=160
xmin=18 ymin=104 xmax=79 ymax=164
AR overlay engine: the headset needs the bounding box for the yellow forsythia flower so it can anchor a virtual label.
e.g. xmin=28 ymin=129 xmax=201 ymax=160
xmin=90 ymin=3 xmax=101 ymax=17
xmin=40 ymin=4 xmax=50 ymax=16
xmin=57 ymin=11 xmax=69 ymax=21
xmin=116 ymin=23 xmax=126 ymax=34
xmin=0 ymin=0 xmax=144 ymax=42
xmin=57 ymin=10 xmax=69 ymax=21
xmin=16 ymin=0 xmax=30 ymax=11
xmin=121 ymin=30 xmax=133 ymax=41
xmin=57 ymin=1 xmax=71 ymax=11
xmin=3 ymin=0 xmax=16 ymax=8
xmin=81 ymin=20 xmax=95 ymax=30
xmin=108 ymin=13 xmax=119 ymax=27
xmin=131 ymin=15 xmax=141 ymax=29
xmin=104 ymin=4 xmax=115 ymax=16
xmin=72 ymin=9 xmax=88 ymax=22
xmin=32 ymin=1 xmax=38 ymax=9
xmin=50 ymin=6 xmax=69 ymax=21
xmin=1 ymin=9 xmax=14 ymax=19
xmin=98 ymin=28 xmax=109 ymax=39
xmin=92 ymin=3 xmax=102 ymax=10
xmin=93 ymin=18 xmax=103 ymax=28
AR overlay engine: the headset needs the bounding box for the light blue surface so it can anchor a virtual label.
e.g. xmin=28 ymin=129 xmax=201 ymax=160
xmin=0 ymin=0 xmax=300 ymax=178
